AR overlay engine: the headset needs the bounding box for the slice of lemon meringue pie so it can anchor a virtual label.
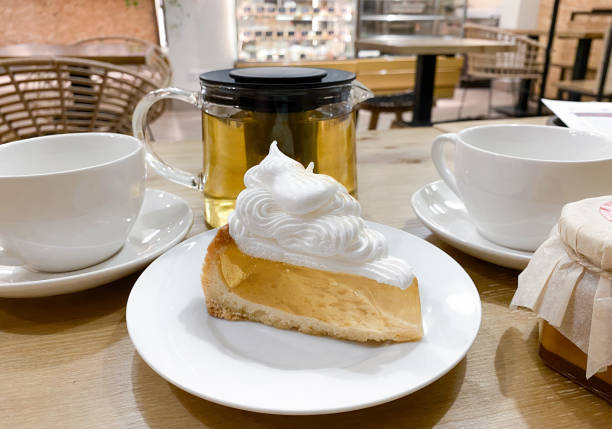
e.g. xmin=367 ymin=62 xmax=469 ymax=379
xmin=201 ymin=142 xmax=423 ymax=342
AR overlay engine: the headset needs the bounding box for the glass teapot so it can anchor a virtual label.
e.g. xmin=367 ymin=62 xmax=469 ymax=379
xmin=133 ymin=67 xmax=373 ymax=227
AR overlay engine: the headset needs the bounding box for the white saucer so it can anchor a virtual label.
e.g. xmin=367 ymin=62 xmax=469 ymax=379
xmin=411 ymin=181 xmax=532 ymax=270
xmin=126 ymin=222 xmax=481 ymax=415
xmin=0 ymin=189 xmax=193 ymax=298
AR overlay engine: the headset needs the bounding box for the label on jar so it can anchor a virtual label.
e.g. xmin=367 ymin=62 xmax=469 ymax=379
xmin=600 ymin=201 xmax=612 ymax=222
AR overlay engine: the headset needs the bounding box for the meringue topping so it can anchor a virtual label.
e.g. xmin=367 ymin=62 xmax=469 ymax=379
xmin=228 ymin=142 xmax=414 ymax=289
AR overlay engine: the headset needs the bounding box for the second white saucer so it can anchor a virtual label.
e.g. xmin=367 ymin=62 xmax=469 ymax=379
xmin=411 ymin=180 xmax=532 ymax=270
xmin=0 ymin=189 xmax=193 ymax=298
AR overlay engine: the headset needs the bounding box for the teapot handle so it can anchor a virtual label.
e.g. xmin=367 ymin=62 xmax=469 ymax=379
xmin=132 ymin=87 xmax=205 ymax=190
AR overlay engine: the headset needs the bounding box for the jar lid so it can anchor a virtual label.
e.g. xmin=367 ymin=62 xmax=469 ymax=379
xmin=559 ymin=196 xmax=612 ymax=271
xmin=199 ymin=67 xmax=356 ymax=113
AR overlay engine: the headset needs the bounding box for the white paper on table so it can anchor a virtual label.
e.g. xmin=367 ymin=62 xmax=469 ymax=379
xmin=542 ymin=99 xmax=612 ymax=137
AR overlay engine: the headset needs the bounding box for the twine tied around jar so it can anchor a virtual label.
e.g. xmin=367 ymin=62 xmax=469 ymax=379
xmin=561 ymin=240 xmax=612 ymax=282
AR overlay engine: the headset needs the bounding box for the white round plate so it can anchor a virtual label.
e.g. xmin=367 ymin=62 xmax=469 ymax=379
xmin=411 ymin=180 xmax=532 ymax=270
xmin=0 ymin=189 xmax=193 ymax=298
xmin=127 ymin=221 xmax=481 ymax=415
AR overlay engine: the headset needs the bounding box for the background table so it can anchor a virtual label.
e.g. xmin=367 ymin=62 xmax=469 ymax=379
xmin=504 ymin=28 xmax=547 ymax=38
xmin=356 ymin=37 xmax=515 ymax=126
xmin=0 ymin=43 xmax=147 ymax=65
xmin=1 ymin=117 xmax=610 ymax=428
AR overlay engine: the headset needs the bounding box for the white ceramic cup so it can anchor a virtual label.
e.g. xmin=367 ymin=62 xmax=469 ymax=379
xmin=431 ymin=124 xmax=612 ymax=251
xmin=0 ymin=133 xmax=145 ymax=272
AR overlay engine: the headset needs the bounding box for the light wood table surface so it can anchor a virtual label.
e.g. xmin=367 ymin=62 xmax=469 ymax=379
xmin=433 ymin=116 xmax=550 ymax=134
xmin=0 ymin=43 xmax=147 ymax=65
xmin=1 ymin=117 xmax=610 ymax=428
xmin=504 ymin=28 xmax=547 ymax=38
xmin=356 ymin=36 xmax=516 ymax=56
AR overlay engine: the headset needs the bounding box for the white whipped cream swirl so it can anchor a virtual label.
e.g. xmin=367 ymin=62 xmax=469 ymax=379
xmin=228 ymin=142 xmax=414 ymax=289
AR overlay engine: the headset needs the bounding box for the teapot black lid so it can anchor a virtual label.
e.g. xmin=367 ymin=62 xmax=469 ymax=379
xmin=201 ymin=67 xmax=355 ymax=88
xmin=199 ymin=67 xmax=356 ymax=113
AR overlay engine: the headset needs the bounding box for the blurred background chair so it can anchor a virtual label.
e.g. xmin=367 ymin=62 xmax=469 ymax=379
xmin=356 ymin=92 xmax=414 ymax=130
xmin=458 ymin=24 xmax=545 ymax=119
xmin=72 ymin=36 xmax=172 ymax=88
xmin=0 ymin=56 xmax=169 ymax=143
xmin=352 ymin=56 xmax=462 ymax=129
xmin=555 ymin=25 xmax=612 ymax=101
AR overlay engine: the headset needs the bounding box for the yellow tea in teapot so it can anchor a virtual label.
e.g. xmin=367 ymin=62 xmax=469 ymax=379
xmin=202 ymin=109 xmax=356 ymax=228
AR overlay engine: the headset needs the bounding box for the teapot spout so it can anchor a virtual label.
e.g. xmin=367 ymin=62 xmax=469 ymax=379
xmin=350 ymin=80 xmax=374 ymax=106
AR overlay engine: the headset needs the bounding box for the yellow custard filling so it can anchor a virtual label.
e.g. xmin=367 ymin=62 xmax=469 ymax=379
xmin=219 ymin=241 xmax=423 ymax=335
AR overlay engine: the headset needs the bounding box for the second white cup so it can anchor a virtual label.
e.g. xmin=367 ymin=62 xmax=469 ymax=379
xmin=431 ymin=124 xmax=612 ymax=251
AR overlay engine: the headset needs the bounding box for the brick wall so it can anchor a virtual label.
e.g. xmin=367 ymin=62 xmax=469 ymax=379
xmin=0 ymin=0 xmax=157 ymax=46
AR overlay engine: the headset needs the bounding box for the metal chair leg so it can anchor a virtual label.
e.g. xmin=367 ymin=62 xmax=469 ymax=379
xmin=368 ymin=111 xmax=380 ymax=130
xmin=557 ymin=68 xmax=565 ymax=99
xmin=457 ymin=86 xmax=468 ymax=120
xmin=487 ymin=83 xmax=493 ymax=118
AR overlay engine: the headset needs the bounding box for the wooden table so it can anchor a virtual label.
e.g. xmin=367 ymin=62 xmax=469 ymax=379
xmin=557 ymin=29 xmax=606 ymax=40
xmin=0 ymin=43 xmax=147 ymax=65
xmin=571 ymin=8 xmax=612 ymax=21
xmin=555 ymin=29 xmax=607 ymax=101
xmin=356 ymin=37 xmax=516 ymax=126
xmin=1 ymin=117 xmax=609 ymax=427
xmin=504 ymin=28 xmax=547 ymax=38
